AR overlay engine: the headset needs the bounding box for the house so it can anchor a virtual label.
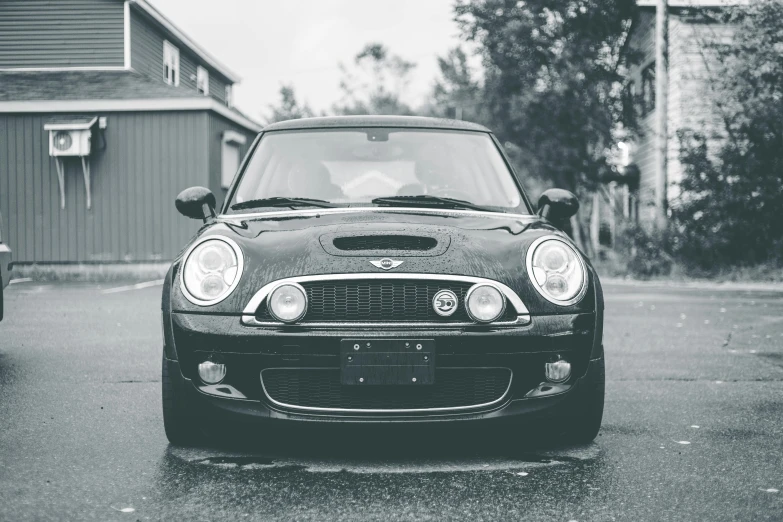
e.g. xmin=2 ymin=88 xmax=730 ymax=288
xmin=0 ymin=0 xmax=261 ymax=265
xmin=621 ymin=0 xmax=738 ymax=226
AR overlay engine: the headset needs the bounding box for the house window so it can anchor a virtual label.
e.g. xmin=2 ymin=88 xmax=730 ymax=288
xmin=225 ymin=85 xmax=233 ymax=108
xmin=163 ymin=40 xmax=180 ymax=86
xmin=196 ymin=66 xmax=209 ymax=96
xmin=221 ymin=131 xmax=247 ymax=189
xmin=641 ymin=62 xmax=655 ymax=115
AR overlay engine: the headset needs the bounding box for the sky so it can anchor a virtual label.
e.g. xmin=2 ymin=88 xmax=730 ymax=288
xmin=152 ymin=0 xmax=465 ymax=122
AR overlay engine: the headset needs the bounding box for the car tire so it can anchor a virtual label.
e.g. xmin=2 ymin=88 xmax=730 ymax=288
xmin=564 ymin=360 xmax=605 ymax=444
xmin=162 ymin=352 xmax=205 ymax=446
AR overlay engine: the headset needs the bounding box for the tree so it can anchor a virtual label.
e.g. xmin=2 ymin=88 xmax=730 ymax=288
xmin=333 ymin=43 xmax=417 ymax=115
xmin=673 ymin=0 xmax=783 ymax=269
xmin=264 ymin=85 xmax=314 ymax=124
xmin=454 ymin=0 xmax=636 ymax=194
xmin=425 ymin=46 xmax=488 ymax=123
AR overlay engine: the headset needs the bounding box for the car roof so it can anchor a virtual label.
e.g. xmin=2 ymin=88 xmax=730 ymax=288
xmin=262 ymin=115 xmax=492 ymax=133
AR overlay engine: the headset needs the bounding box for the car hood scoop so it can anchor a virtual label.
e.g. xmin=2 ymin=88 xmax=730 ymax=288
xmin=320 ymin=230 xmax=451 ymax=257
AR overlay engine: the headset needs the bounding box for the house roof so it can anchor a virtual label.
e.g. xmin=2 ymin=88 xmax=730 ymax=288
xmin=130 ymin=0 xmax=241 ymax=83
xmin=0 ymin=71 xmax=262 ymax=132
xmin=263 ymin=115 xmax=492 ymax=133
xmin=0 ymin=71 xmax=199 ymax=102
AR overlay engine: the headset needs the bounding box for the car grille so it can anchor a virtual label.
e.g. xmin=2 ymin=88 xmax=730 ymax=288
xmin=261 ymin=368 xmax=512 ymax=411
xmin=332 ymin=235 xmax=438 ymax=251
xmin=254 ymin=279 xmax=518 ymax=323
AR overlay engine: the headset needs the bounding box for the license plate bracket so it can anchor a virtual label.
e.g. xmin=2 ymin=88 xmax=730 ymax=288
xmin=340 ymin=339 xmax=435 ymax=385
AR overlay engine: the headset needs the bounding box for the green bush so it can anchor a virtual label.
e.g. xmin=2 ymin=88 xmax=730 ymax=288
xmin=671 ymin=1 xmax=783 ymax=272
xmin=616 ymin=224 xmax=674 ymax=278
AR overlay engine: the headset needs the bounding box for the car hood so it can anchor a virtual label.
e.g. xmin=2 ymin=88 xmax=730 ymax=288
xmin=169 ymin=209 xmax=597 ymax=315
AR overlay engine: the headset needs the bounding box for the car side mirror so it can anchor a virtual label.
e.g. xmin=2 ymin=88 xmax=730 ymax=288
xmin=537 ymin=188 xmax=579 ymax=225
xmin=175 ymin=186 xmax=216 ymax=222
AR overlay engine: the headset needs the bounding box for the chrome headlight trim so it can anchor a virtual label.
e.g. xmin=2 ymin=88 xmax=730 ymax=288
xmin=525 ymin=235 xmax=588 ymax=306
xmin=179 ymin=235 xmax=244 ymax=306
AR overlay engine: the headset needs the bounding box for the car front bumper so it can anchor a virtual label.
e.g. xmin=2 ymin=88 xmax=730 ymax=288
xmin=164 ymin=310 xmax=604 ymax=426
xmin=0 ymin=243 xmax=11 ymax=289
xmin=166 ymin=355 xmax=604 ymax=427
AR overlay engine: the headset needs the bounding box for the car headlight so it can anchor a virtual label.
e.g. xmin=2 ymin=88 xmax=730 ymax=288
xmin=526 ymin=236 xmax=587 ymax=305
xmin=465 ymin=284 xmax=506 ymax=323
xmin=181 ymin=237 xmax=243 ymax=305
xmin=267 ymin=283 xmax=308 ymax=323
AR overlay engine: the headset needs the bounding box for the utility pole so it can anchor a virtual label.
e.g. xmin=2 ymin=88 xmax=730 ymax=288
xmin=654 ymin=0 xmax=669 ymax=229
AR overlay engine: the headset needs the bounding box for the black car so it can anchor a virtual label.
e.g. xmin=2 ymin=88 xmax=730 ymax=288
xmin=0 ymin=210 xmax=12 ymax=321
xmin=162 ymin=116 xmax=604 ymax=446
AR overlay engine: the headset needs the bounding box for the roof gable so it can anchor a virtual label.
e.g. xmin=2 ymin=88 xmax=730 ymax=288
xmin=129 ymin=0 xmax=240 ymax=83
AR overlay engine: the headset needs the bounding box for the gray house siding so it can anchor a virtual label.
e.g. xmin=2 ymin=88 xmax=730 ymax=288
xmin=129 ymin=8 xmax=164 ymax=82
xmin=130 ymin=8 xmax=196 ymax=91
xmin=129 ymin=7 xmax=232 ymax=103
xmin=209 ymin=73 xmax=229 ymax=105
xmin=626 ymin=8 xmax=736 ymax=224
xmin=626 ymin=10 xmax=658 ymax=223
xmin=206 ymin=112 xmax=256 ymax=208
xmin=0 ymin=0 xmax=124 ymax=68
xmin=0 ymin=111 xmax=210 ymax=263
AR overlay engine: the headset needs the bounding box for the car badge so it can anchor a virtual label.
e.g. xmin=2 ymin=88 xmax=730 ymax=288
xmin=370 ymin=258 xmax=403 ymax=270
xmin=432 ymin=289 xmax=458 ymax=316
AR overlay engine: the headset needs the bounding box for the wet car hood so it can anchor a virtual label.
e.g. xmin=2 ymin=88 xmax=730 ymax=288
xmin=169 ymin=209 xmax=597 ymax=316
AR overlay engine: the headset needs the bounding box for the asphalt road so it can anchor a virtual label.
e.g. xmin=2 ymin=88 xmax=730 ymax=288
xmin=0 ymin=280 xmax=781 ymax=521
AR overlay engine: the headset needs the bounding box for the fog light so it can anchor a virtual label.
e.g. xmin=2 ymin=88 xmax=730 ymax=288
xmin=198 ymin=360 xmax=226 ymax=384
xmin=268 ymin=283 xmax=308 ymax=323
xmin=544 ymin=357 xmax=571 ymax=383
xmin=465 ymin=284 xmax=506 ymax=323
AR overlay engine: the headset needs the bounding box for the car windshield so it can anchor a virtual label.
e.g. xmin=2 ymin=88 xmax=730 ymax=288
xmin=226 ymin=128 xmax=528 ymax=214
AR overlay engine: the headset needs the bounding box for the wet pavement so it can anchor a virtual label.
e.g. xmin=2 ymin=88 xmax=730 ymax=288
xmin=0 ymin=280 xmax=781 ymax=521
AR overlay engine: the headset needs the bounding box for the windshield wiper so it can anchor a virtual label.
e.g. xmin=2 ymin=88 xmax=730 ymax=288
xmin=231 ymin=197 xmax=338 ymax=210
xmin=371 ymin=195 xmax=496 ymax=213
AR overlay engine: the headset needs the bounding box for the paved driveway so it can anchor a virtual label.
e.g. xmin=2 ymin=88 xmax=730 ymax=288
xmin=0 ymin=281 xmax=781 ymax=521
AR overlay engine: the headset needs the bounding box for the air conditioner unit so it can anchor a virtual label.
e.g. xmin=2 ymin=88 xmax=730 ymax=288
xmin=43 ymin=116 xmax=105 ymax=210
xmin=49 ymin=128 xmax=92 ymax=157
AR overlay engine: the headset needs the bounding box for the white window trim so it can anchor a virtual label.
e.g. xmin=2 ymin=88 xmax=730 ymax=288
xmin=163 ymin=40 xmax=180 ymax=86
xmin=225 ymin=84 xmax=233 ymax=108
xmin=124 ymin=1 xmax=131 ymax=69
xmin=196 ymin=66 xmax=209 ymax=96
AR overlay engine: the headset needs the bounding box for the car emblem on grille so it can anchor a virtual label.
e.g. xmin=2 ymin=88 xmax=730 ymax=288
xmin=370 ymin=258 xmax=403 ymax=270
xmin=432 ymin=289 xmax=458 ymax=316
